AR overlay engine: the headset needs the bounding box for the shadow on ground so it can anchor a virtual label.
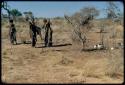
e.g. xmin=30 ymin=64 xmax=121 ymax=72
xmin=13 ymin=41 xmax=32 ymax=45
xmin=35 ymin=43 xmax=72 ymax=48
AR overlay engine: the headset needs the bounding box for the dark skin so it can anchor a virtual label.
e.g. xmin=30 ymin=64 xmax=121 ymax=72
xmin=43 ymin=19 xmax=53 ymax=47
xmin=29 ymin=22 xmax=37 ymax=47
xmin=9 ymin=21 xmax=17 ymax=44
xmin=29 ymin=20 xmax=43 ymax=43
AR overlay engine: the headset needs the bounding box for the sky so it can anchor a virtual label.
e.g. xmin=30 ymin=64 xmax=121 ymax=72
xmin=1 ymin=1 xmax=124 ymax=18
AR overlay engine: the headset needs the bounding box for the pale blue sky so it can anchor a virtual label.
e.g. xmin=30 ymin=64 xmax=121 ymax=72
xmin=2 ymin=1 xmax=124 ymax=18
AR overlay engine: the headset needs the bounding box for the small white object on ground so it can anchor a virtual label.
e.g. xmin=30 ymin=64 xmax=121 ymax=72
xmin=94 ymin=45 xmax=97 ymax=49
xmin=111 ymin=47 xmax=114 ymax=50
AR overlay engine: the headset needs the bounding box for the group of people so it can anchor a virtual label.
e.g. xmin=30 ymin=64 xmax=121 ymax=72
xmin=9 ymin=18 xmax=53 ymax=47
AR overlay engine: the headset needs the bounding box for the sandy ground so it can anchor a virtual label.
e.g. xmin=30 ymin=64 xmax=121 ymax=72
xmin=1 ymin=20 xmax=124 ymax=84
xmin=2 ymin=41 xmax=123 ymax=84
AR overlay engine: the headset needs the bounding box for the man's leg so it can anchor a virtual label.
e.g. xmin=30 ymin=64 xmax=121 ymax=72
xmin=10 ymin=32 xmax=14 ymax=44
xmin=49 ymin=29 xmax=53 ymax=46
xmin=32 ymin=32 xmax=36 ymax=47
xmin=39 ymin=32 xmax=43 ymax=42
xmin=14 ymin=32 xmax=17 ymax=44
xmin=44 ymin=31 xmax=48 ymax=47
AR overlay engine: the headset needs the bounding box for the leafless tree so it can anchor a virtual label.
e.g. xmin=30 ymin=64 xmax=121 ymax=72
xmin=65 ymin=7 xmax=99 ymax=49
xmin=1 ymin=1 xmax=11 ymax=20
xmin=106 ymin=2 xmax=122 ymax=48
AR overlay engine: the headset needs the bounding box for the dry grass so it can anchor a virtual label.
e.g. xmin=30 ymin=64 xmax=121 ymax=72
xmin=105 ymin=49 xmax=124 ymax=78
xmin=1 ymin=18 xmax=124 ymax=83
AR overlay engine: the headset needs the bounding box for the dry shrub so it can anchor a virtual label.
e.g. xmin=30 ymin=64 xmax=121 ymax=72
xmin=105 ymin=49 xmax=124 ymax=78
xmin=5 ymin=25 xmax=9 ymax=28
xmin=59 ymin=56 xmax=73 ymax=66
xmin=15 ymin=25 xmax=21 ymax=28
xmin=115 ymin=25 xmax=123 ymax=39
xmin=82 ymin=59 xmax=107 ymax=78
xmin=3 ymin=51 xmax=7 ymax=55
xmin=2 ymin=30 xmax=9 ymax=39
xmin=65 ymin=7 xmax=99 ymax=49
xmin=52 ymin=19 xmax=63 ymax=26
xmin=19 ymin=31 xmax=30 ymax=43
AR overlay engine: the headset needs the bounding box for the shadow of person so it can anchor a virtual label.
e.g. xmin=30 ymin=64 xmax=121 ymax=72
xmin=13 ymin=41 xmax=32 ymax=45
xmin=35 ymin=43 xmax=72 ymax=48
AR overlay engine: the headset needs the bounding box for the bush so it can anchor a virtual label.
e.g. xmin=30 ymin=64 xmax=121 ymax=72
xmin=105 ymin=49 xmax=124 ymax=78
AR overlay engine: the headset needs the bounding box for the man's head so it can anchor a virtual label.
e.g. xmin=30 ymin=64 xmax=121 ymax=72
xmin=43 ymin=18 xmax=47 ymax=23
xmin=29 ymin=19 xmax=35 ymax=25
xmin=9 ymin=19 xmax=13 ymax=23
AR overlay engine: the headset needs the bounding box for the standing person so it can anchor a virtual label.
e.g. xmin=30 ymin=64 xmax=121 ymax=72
xmin=9 ymin=19 xmax=17 ymax=45
xmin=43 ymin=18 xmax=53 ymax=47
xmin=29 ymin=20 xmax=37 ymax=47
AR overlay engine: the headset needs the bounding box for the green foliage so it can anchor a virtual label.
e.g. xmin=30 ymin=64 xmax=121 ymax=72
xmin=1 ymin=2 xmax=7 ymax=8
xmin=1 ymin=2 xmax=4 ymax=8
xmin=10 ymin=9 xmax=22 ymax=17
